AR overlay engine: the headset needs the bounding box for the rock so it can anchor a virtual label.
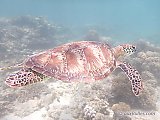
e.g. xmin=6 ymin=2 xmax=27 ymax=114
xmin=113 ymin=115 xmax=132 ymax=120
xmin=14 ymin=99 xmax=41 ymax=117
xmin=40 ymin=93 xmax=57 ymax=107
xmin=59 ymin=112 xmax=74 ymax=120
xmin=111 ymin=102 xmax=131 ymax=112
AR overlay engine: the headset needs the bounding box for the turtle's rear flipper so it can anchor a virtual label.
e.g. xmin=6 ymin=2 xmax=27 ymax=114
xmin=118 ymin=62 xmax=143 ymax=96
xmin=5 ymin=68 xmax=45 ymax=87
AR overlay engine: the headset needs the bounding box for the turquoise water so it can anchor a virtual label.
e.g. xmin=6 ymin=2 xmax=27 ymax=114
xmin=0 ymin=0 xmax=160 ymax=43
xmin=0 ymin=1 xmax=160 ymax=120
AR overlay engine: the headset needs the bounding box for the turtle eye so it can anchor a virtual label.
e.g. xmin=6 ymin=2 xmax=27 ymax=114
xmin=132 ymin=46 xmax=136 ymax=49
xmin=132 ymin=45 xmax=136 ymax=52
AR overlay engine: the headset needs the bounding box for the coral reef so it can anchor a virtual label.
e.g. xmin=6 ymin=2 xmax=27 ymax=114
xmin=0 ymin=16 xmax=71 ymax=63
xmin=0 ymin=16 xmax=160 ymax=120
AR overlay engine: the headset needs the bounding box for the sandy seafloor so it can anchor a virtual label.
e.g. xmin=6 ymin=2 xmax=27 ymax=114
xmin=0 ymin=16 xmax=160 ymax=120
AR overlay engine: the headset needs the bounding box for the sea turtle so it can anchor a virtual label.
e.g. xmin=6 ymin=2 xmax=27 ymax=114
xmin=3 ymin=41 xmax=143 ymax=96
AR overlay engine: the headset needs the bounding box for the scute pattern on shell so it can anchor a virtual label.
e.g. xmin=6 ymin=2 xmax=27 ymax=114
xmin=24 ymin=41 xmax=116 ymax=82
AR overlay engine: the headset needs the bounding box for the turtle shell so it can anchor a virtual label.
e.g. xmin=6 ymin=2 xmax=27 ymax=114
xmin=24 ymin=41 xmax=116 ymax=82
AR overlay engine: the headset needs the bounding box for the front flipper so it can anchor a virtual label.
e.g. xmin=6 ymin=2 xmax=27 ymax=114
xmin=118 ymin=62 xmax=143 ymax=96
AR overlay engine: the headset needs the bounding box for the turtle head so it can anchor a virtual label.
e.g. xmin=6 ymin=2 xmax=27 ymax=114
xmin=113 ymin=44 xmax=136 ymax=58
xmin=5 ymin=68 xmax=45 ymax=87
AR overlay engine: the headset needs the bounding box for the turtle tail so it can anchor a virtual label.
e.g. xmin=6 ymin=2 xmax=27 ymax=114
xmin=118 ymin=62 xmax=143 ymax=96
xmin=5 ymin=68 xmax=46 ymax=87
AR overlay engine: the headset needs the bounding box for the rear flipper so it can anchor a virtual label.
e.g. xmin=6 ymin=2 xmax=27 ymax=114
xmin=5 ymin=68 xmax=46 ymax=87
xmin=118 ymin=62 xmax=143 ymax=96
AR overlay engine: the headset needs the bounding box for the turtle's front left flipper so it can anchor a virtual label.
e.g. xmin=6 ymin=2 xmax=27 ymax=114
xmin=118 ymin=62 xmax=143 ymax=96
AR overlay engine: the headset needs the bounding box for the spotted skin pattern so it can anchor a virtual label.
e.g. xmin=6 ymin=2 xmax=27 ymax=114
xmin=118 ymin=62 xmax=143 ymax=96
xmin=121 ymin=44 xmax=136 ymax=55
xmin=5 ymin=68 xmax=45 ymax=87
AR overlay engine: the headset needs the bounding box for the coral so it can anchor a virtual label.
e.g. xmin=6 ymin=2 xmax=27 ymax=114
xmin=0 ymin=16 xmax=69 ymax=61
xmin=84 ymin=29 xmax=101 ymax=41
xmin=82 ymin=98 xmax=114 ymax=120
xmin=83 ymin=104 xmax=96 ymax=120
xmin=136 ymin=40 xmax=160 ymax=53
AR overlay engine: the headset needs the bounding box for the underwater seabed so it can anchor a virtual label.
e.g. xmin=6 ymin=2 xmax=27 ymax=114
xmin=0 ymin=16 xmax=160 ymax=120
xmin=0 ymin=42 xmax=160 ymax=120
